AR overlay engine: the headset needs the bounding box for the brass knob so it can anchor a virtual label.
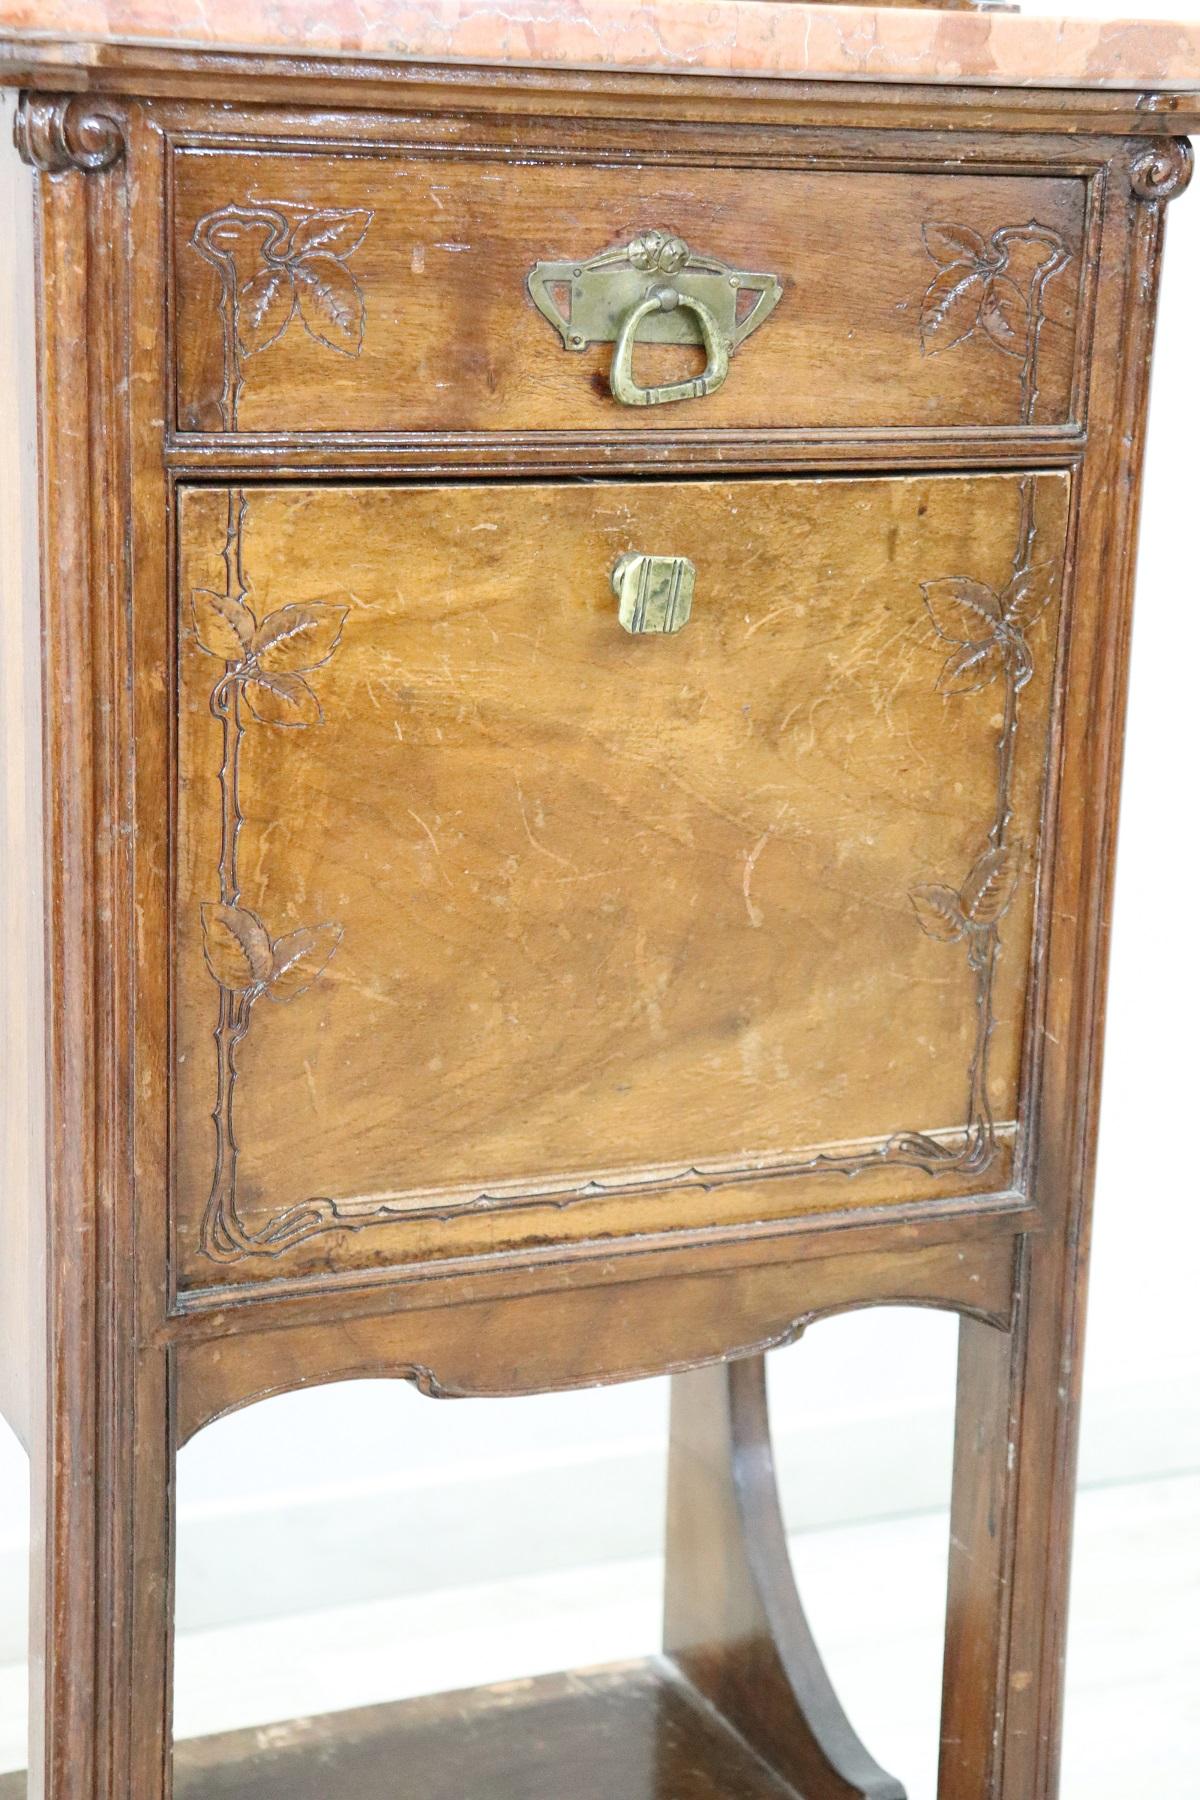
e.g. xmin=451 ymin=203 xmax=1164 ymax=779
xmin=611 ymin=553 xmax=696 ymax=635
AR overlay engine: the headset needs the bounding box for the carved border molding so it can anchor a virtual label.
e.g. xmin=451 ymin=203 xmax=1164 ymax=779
xmin=192 ymin=476 xmax=1055 ymax=1263
xmin=13 ymin=94 xmax=125 ymax=173
xmin=1129 ymin=138 xmax=1194 ymax=204
xmin=195 ymin=492 xmax=353 ymax=1262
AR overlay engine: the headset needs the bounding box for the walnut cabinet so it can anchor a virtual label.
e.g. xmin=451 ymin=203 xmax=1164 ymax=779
xmin=0 ymin=37 xmax=1196 ymax=1800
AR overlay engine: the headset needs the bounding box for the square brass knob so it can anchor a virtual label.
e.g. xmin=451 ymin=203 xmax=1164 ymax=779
xmin=611 ymin=552 xmax=696 ymax=635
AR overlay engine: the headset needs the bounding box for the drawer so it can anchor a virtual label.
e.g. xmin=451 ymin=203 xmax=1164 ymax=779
xmin=174 ymin=470 xmax=1070 ymax=1289
xmin=172 ymin=148 xmax=1088 ymax=438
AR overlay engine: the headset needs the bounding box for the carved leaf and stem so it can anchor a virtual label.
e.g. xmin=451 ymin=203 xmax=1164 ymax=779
xmin=190 ymin=203 xmax=373 ymax=429
xmin=198 ymin=490 xmax=353 ymax=1261
xmin=919 ymin=219 xmax=1072 ymax=425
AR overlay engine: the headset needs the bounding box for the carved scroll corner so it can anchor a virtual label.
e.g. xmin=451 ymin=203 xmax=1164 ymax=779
xmin=1129 ymin=137 xmax=1195 ymax=204
xmin=14 ymin=93 xmax=125 ymax=174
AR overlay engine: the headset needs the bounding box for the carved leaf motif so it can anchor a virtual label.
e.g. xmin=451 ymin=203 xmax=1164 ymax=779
xmin=1002 ymin=561 xmax=1056 ymax=633
xmin=911 ymin=884 xmax=967 ymax=942
xmin=289 ymin=209 xmax=372 ymax=260
xmin=961 ymin=845 xmax=1021 ymax=926
xmin=192 ymin=588 xmax=255 ymax=662
xmin=201 ymin=902 xmax=274 ymax=991
xmin=242 ymin=671 xmax=322 ymax=728
xmin=253 ymin=599 xmax=350 ymax=675
xmin=921 ymin=577 xmax=1002 ymax=644
xmin=920 ymin=265 xmax=987 ymax=353
xmin=293 ymin=255 xmax=365 ymax=353
xmin=268 ymin=921 xmax=344 ymax=1002
xmin=237 ymin=265 xmax=295 ymax=353
xmin=979 ymin=274 xmax=1028 ymax=355
xmin=921 ymin=222 xmax=988 ymax=268
xmin=938 ymin=638 xmax=1006 ymax=696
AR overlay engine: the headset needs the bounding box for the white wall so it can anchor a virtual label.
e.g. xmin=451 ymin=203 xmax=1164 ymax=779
xmin=2 ymin=0 xmax=1198 ymax=1732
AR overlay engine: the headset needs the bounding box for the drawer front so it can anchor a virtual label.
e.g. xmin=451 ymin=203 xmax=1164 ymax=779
xmin=173 ymin=149 xmax=1087 ymax=437
xmin=174 ymin=471 xmax=1069 ymax=1289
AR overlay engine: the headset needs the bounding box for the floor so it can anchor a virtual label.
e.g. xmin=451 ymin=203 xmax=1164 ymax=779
xmin=0 ymin=1472 xmax=1196 ymax=1795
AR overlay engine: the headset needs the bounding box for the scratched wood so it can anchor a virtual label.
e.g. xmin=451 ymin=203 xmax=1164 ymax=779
xmin=172 ymin=153 xmax=1087 ymax=435
xmin=168 ymin=1661 xmax=805 ymax=1799
xmin=173 ymin=472 xmax=1069 ymax=1284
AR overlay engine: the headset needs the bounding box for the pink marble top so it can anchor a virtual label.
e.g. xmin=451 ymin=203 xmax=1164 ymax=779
xmin=1 ymin=0 xmax=1199 ymax=91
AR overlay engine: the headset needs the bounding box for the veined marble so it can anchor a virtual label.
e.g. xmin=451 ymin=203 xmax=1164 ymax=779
xmin=0 ymin=0 xmax=1198 ymax=92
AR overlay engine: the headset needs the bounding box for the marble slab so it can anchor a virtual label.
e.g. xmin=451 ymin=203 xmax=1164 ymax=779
xmin=0 ymin=0 xmax=1199 ymax=92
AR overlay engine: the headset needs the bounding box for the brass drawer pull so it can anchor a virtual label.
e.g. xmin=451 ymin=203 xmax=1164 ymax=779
xmin=611 ymin=286 xmax=727 ymax=407
xmin=528 ymin=228 xmax=782 ymax=409
xmin=612 ymin=552 xmax=696 ymax=634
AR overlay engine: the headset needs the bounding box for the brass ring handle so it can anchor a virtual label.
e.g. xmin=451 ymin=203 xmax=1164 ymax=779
xmin=610 ymin=285 xmax=730 ymax=408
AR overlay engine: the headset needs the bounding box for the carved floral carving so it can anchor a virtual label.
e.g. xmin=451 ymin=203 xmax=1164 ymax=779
xmin=919 ymin=219 xmax=1071 ymax=425
xmin=197 ymin=493 xmax=353 ymax=1262
xmin=193 ymin=471 xmax=1055 ymax=1260
xmin=190 ymin=202 xmax=373 ymax=429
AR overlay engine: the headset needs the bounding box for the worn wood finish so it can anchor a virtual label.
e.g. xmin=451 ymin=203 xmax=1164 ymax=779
xmin=172 ymin=152 xmax=1086 ymax=436
xmin=666 ymin=1356 xmax=905 ymax=1798
xmin=165 ymin=1659 xmax=817 ymax=1799
xmin=0 ymin=94 xmax=41 ymax=1460
xmin=173 ymin=473 xmax=1065 ymax=1284
xmin=0 ymin=38 xmax=1193 ymax=1800
xmin=174 ymin=1236 xmax=1019 ymax=1443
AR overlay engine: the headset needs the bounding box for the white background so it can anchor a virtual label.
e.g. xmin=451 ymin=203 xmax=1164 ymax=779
xmin=1 ymin=3 xmax=1198 ymax=1789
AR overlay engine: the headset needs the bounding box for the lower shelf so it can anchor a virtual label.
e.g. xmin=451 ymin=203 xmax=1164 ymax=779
xmin=176 ymin=1658 xmax=803 ymax=1799
xmin=0 ymin=1659 xmax=810 ymax=1799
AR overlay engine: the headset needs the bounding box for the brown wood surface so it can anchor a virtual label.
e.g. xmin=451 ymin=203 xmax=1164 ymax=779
xmin=173 ymin=473 xmax=1066 ymax=1286
xmin=666 ymin=1357 xmax=906 ymax=1799
xmin=174 ymin=1236 xmax=1018 ymax=1443
xmin=167 ymin=1660 xmax=805 ymax=1800
xmin=0 ymin=68 xmax=1192 ymax=1800
xmin=0 ymin=100 xmax=42 ymax=1457
xmin=173 ymin=151 xmax=1086 ymax=436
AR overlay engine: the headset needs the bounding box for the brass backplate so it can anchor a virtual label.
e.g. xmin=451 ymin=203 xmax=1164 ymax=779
xmin=529 ymin=228 xmax=782 ymax=354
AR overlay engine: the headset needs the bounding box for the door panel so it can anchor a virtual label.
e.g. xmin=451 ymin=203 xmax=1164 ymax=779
xmin=174 ymin=473 xmax=1069 ymax=1286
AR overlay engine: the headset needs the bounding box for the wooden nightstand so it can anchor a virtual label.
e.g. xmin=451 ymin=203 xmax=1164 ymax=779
xmin=1 ymin=2 xmax=1197 ymax=1794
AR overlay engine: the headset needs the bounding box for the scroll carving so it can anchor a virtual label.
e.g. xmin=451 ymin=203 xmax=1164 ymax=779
xmin=1129 ymin=139 xmax=1195 ymax=203
xmin=13 ymin=95 xmax=124 ymax=173
xmin=190 ymin=202 xmax=374 ymax=430
xmin=918 ymin=219 xmax=1071 ymax=425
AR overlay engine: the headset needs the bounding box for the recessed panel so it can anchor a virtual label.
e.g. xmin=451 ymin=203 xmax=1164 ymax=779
xmin=174 ymin=473 xmax=1069 ymax=1285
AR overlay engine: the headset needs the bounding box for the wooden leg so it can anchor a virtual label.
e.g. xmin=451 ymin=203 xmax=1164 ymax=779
xmin=664 ymin=1355 xmax=906 ymax=1800
xmin=939 ymin=1238 xmax=1085 ymax=1800
xmin=938 ymin=1311 xmax=1025 ymax=1799
xmin=26 ymin=1349 xmax=175 ymax=1800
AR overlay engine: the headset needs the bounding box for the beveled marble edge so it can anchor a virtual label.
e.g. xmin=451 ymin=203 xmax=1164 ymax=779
xmin=0 ymin=0 xmax=1199 ymax=91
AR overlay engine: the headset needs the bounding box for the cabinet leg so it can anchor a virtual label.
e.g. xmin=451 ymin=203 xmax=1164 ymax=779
xmin=664 ymin=1356 xmax=906 ymax=1800
xmin=27 ymin=1351 xmax=175 ymax=1800
xmin=939 ymin=1240 xmax=1081 ymax=1800
xmin=938 ymin=1311 xmax=1024 ymax=1800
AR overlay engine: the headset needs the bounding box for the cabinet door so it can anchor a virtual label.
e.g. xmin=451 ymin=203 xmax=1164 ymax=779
xmin=174 ymin=473 xmax=1069 ymax=1288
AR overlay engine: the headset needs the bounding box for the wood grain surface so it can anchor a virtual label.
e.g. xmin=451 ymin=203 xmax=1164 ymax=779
xmin=174 ymin=471 xmax=1068 ymax=1283
xmin=2 ymin=64 xmax=1190 ymax=1800
xmin=167 ymin=1661 xmax=806 ymax=1800
xmin=173 ymin=152 xmax=1086 ymax=435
